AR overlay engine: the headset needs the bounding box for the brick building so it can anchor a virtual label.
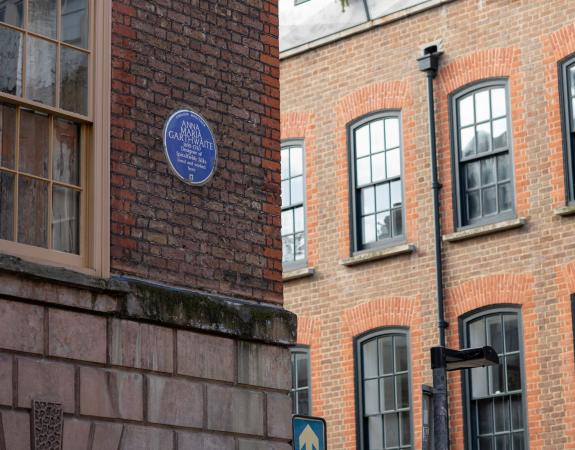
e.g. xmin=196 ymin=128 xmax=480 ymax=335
xmin=0 ymin=0 xmax=294 ymax=448
xmin=280 ymin=0 xmax=575 ymax=449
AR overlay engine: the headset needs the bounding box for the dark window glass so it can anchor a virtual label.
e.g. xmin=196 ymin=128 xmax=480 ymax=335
xmin=464 ymin=311 xmax=526 ymax=450
xmin=357 ymin=330 xmax=411 ymax=449
xmin=561 ymin=58 xmax=575 ymax=203
xmin=453 ymin=83 xmax=514 ymax=227
xmin=290 ymin=346 xmax=311 ymax=415
xmin=352 ymin=114 xmax=404 ymax=251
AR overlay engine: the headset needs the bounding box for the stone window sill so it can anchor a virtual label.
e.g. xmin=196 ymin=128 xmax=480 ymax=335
xmin=340 ymin=243 xmax=415 ymax=267
xmin=283 ymin=266 xmax=315 ymax=281
xmin=554 ymin=205 xmax=575 ymax=217
xmin=443 ymin=217 xmax=526 ymax=243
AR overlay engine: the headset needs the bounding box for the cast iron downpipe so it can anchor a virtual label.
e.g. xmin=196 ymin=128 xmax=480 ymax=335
xmin=417 ymin=46 xmax=449 ymax=449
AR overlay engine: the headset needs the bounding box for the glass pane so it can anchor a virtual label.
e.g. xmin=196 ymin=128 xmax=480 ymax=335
xmin=357 ymin=156 xmax=371 ymax=186
xmin=482 ymin=186 xmax=497 ymax=216
xmin=0 ymin=0 xmax=23 ymax=27
xmin=467 ymin=190 xmax=480 ymax=221
xmin=477 ymin=399 xmax=493 ymax=434
xmin=497 ymin=153 xmax=511 ymax=181
xmin=492 ymin=118 xmax=508 ymax=149
xmin=469 ymin=318 xmax=486 ymax=347
xmin=498 ymin=183 xmax=513 ymax=212
xmin=294 ymin=232 xmax=305 ymax=260
xmin=370 ymin=120 xmax=384 ymax=152
xmin=298 ymin=389 xmax=309 ymax=416
xmin=0 ymin=103 xmax=17 ymax=169
xmin=26 ymin=37 xmax=56 ymax=106
xmin=294 ymin=206 xmax=304 ymax=233
xmin=282 ymin=235 xmax=294 ymax=263
xmin=362 ymin=214 xmax=375 ymax=244
xmin=296 ymin=353 xmax=308 ymax=387
xmin=481 ymin=158 xmax=496 ymax=187
xmin=495 ymin=435 xmax=510 ymax=450
xmin=475 ymin=90 xmax=491 ymax=122
xmin=291 ymin=390 xmax=296 ymax=414
xmin=356 ymin=125 xmax=370 ymax=158
xmin=487 ymin=316 xmax=504 ymax=354
xmin=53 ymin=118 xmax=80 ymax=185
xmin=476 ymin=122 xmax=492 ymax=154
xmin=571 ymin=66 xmax=575 ymax=97
xmin=18 ymin=176 xmax=48 ymax=247
xmin=281 ymin=209 xmax=293 ymax=236
xmin=471 ymin=367 xmax=488 ymax=398
xmin=512 ymin=433 xmax=524 ymax=450
xmin=362 ymin=187 xmax=375 ymax=215
xmin=390 ymin=180 xmax=402 ymax=207
xmin=52 ymin=186 xmax=79 ymax=254
xmin=281 ymin=180 xmax=289 ymax=208
xmin=391 ymin=208 xmax=402 ymax=237
xmin=363 ymin=339 xmax=379 ymax=378
xmin=0 ymin=171 xmax=14 ymax=240
xmin=19 ymin=109 xmax=49 ymax=177
xmin=368 ymin=416 xmax=383 ymax=450
xmin=371 ymin=152 xmax=386 ymax=183
xmin=510 ymin=395 xmax=523 ymax=430
xmin=385 ymin=118 xmax=399 ymax=149
xmin=290 ymin=146 xmax=303 ymax=177
xmin=459 ymin=95 xmax=474 ymax=127
xmin=376 ymin=211 xmax=390 ymax=240
xmin=0 ymin=26 xmax=22 ymax=96
xmin=490 ymin=360 xmax=505 ymax=395
xmin=506 ymin=354 xmax=521 ymax=392
xmin=376 ymin=183 xmax=390 ymax=212
xmin=461 ymin=126 xmax=475 ymax=157
xmin=386 ymin=148 xmax=400 ymax=178
xmin=382 ymin=377 xmax=395 ymax=411
xmin=365 ymin=379 xmax=379 ymax=415
xmin=380 ymin=336 xmax=394 ymax=374
xmin=479 ymin=436 xmax=494 ymax=450
xmin=62 ymin=0 xmax=89 ymax=48
xmin=290 ymin=176 xmax=303 ymax=204
xmin=395 ymin=335 xmax=407 ymax=372
xmin=29 ymin=0 xmax=57 ymax=38
xmin=281 ymin=149 xmax=289 ymax=179
xmin=466 ymin=161 xmax=480 ymax=189
xmin=384 ymin=413 xmax=399 ymax=448
xmin=396 ymin=373 xmax=409 ymax=409
xmin=60 ymin=47 xmax=88 ymax=115
xmin=400 ymin=410 xmax=410 ymax=446
xmin=491 ymin=88 xmax=507 ymax=118
xmin=494 ymin=397 xmax=510 ymax=432
xmin=504 ymin=315 xmax=519 ymax=353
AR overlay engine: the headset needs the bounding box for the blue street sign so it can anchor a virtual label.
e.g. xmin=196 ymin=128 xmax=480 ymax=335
xmin=292 ymin=415 xmax=327 ymax=450
xmin=162 ymin=109 xmax=217 ymax=185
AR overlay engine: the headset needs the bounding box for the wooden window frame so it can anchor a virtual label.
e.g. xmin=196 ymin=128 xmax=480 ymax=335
xmin=0 ymin=0 xmax=110 ymax=277
xmin=290 ymin=345 xmax=312 ymax=416
xmin=559 ymin=55 xmax=575 ymax=204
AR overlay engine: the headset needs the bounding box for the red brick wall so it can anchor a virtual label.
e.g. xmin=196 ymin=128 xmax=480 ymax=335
xmin=110 ymin=0 xmax=282 ymax=304
xmin=281 ymin=0 xmax=575 ymax=448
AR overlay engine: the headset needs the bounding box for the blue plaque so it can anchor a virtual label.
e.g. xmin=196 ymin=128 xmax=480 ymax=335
xmin=163 ymin=109 xmax=217 ymax=185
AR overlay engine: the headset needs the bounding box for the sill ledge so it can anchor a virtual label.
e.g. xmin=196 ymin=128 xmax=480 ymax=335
xmin=443 ymin=217 xmax=526 ymax=243
xmin=340 ymin=243 xmax=415 ymax=267
xmin=554 ymin=205 xmax=575 ymax=217
xmin=283 ymin=266 xmax=315 ymax=281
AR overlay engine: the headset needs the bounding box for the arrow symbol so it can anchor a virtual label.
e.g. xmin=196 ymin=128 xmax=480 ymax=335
xmin=299 ymin=425 xmax=319 ymax=450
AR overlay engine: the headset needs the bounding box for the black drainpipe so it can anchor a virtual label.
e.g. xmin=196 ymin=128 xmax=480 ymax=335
xmin=417 ymin=46 xmax=449 ymax=450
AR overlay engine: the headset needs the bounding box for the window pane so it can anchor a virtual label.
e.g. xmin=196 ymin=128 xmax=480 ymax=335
xmin=26 ymin=37 xmax=56 ymax=106
xmin=498 ymin=183 xmax=513 ymax=212
xmin=481 ymin=157 xmax=496 ymax=186
xmin=492 ymin=118 xmax=508 ymax=149
xmin=510 ymin=395 xmax=523 ymax=430
xmin=294 ymin=233 xmax=305 ymax=260
xmin=294 ymin=206 xmax=304 ymax=233
xmin=476 ymin=122 xmax=492 ymax=154
xmin=282 ymin=235 xmax=294 ymax=263
xmin=471 ymin=367 xmax=488 ymax=398
xmin=494 ymin=397 xmax=510 ymax=432
xmin=382 ymin=376 xmax=395 ymax=411
xmin=385 ymin=118 xmax=399 ymax=149
xmin=370 ymin=120 xmax=384 ymax=152
xmin=29 ymin=0 xmax=57 ymax=38
xmin=281 ymin=180 xmax=289 ymax=208
xmin=482 ymin=186 xmax=497 ymax=216
xmin=363 ymin=339 xmax=378 ymax=378
xmin=365 ymin=379 xmax=379 ymax=415
xmin=0 ymin=103 xmax=17 ymax=169
xmin=362 ymin=187 xmax=375 ymax=216
xmin=379 ymin=336 xmax=394 ymax=375
xmin=390 ymin=180 xmax=402 ymax=207
xmin=0 ymin=171 xmax=14 ymax=240
xmin=52 ymin=186 xmax=79 ymax=254
xmin=497 ymin=153 xmax=511 ymax=181
xmin=290 ymin=176 xmax=303 ymax=204
xmin=467 ymin=190 xmax=480 ymax=221
xmin=376 ymin=183 xmax=390 ymax=212
xmin=368 ymin=416 xmax=383 ymax=450
xmin=477 ymin=399 xmax=493 ymax=434
xmin=356 ymin=125 xmax=370 ymax=158
xmin=506 ymin=354 xmax=521 ymax=392
xmin=357 ymin=156 xmax=371 ymax=186
xmin=396 ymin=373 xmax=409 ymax=409
xmin=495 ymin=435 xmax=510 ymax=450
xmin=281 ymin=149 xmax=289 ymax=179
xmin=53 ymin=118 xmax=81 ymax=185
xmin=475 ymin=90 xmax=491 ymax=122
xmin=466 ymin=161 xmax=480 ymax=190
xmin=461 ymin=126 xmax=475 ymax=157
xmin=503 ymin=315 xmax=519 ymax=353
xmin=371 ymin=152 xmax=386 ymax=183
xmin=298 ymin=390 xmax=309 ymax=416
xmin=571 ymin=66 xmax=575 ymax=97
xmin=296 ymin=353 xmax=308 ymax=387
xmin=62 ymin=0 xmax=89 ymax=48
xmin=0 ymin=0 xmax=23 ymax=27
xmin=19 ymin=109 xmax=49 ymax=177
xmin=400 ymin=410 xmax=411 ymax=446
xmin=386 ymin=148 xmax=400 ymax=178
xmin=512 ymin=433 xmax=524 ymax=450
xmin=490 ymin=360 xmax=505 ymax=395
xmin=290 ymin=146 xmax=303 ymax=177
xmin=469 ymin=319 xmax=485 ymax=347
xmin=491 ymin=88 xmax=507 ymax=118
xmin=459 ymin=94 xmax=474 ymax=127
xmin=0 ymin=26 xmax=22 ymax=96
xmin=60 ymin=47 xmax=89 ymax=115
xmin=376 ymin=211 xmax=390 ymax=240
xmin=384 ymin=413 xmax=399 ymax=448
xmin=391 ymin=208 xmax=402 ymax=238
xmin=479 ymin=436 xmax=494 ymax=450
xmin=362 ymin=215 xmax=375 ymax=244
xmin=395 ymin=335 xmax=407 ymax=372
xmin=18 ymin=176 xmax=48 ymax=247
xmin=281 ymin=209 xmax=293 ymax=236
xmin=487 ymin=316 xmax=504 ymax=354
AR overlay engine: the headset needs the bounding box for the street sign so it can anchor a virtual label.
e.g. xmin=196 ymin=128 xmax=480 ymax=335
xmin=292 ymin=415 xmax=326 ymax=450
xmin=162 ymin=109 xmax=217 ymax=185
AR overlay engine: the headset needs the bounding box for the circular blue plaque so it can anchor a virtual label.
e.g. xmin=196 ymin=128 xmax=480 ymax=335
xmin=162 ymin=109 xmax=218 ymax=185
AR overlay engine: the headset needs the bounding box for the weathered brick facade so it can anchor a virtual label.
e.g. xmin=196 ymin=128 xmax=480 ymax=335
xmin=281 ymin=1 xmax=575 ymax=449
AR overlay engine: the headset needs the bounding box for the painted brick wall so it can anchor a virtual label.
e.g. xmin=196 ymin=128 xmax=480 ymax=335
xmin=109 ymin=0 xmax=282 ymax=304
xmin=281 ymin=0 xmax=575 ymax=448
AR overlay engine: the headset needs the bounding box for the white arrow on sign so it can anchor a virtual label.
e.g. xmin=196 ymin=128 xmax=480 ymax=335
xmin=299 ymin=424 xmax=320 ymax=450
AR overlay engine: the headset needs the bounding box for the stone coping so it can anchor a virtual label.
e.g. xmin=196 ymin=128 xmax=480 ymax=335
xmin=554 ymin=204 xmax=575 ymax=217
xmin=443 ymin=217 xmax=526 ymax=243
xmin=0 ymin=254 xmax=296 ymax=346
xmin=282 ymin=266 xmax=315 ymax=281
xmin=340 ymin=243 xmax=416 ymax=266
